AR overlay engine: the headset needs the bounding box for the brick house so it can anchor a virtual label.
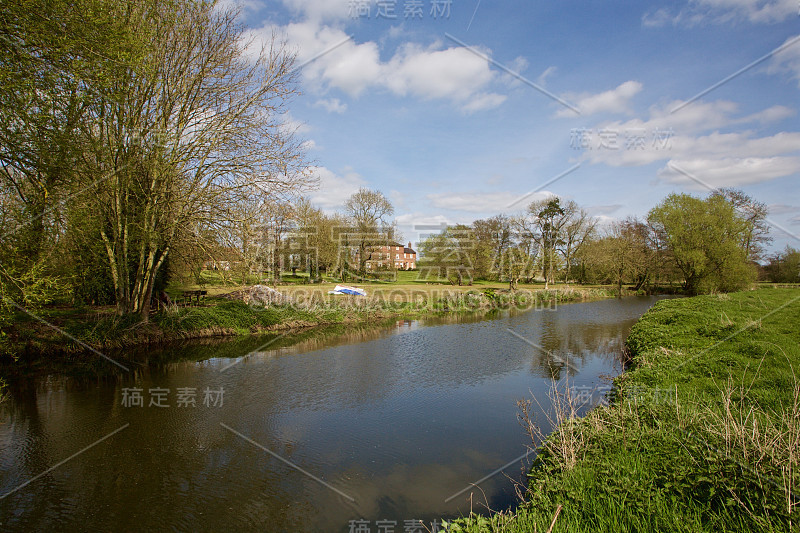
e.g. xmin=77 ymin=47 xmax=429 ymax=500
xmin=363 ymin=242 xmax=417 ymax=270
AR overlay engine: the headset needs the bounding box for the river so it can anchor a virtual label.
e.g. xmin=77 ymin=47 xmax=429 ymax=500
xmin=0 ymin=295 xmax=668 ymax=531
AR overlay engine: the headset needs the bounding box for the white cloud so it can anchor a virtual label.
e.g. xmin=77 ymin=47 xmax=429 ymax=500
xmin=461 ymin=93 xmax=507 ymax=113
xmin=279 ymin=112 xmax=311 ymax=135
xmin=642 ymin=0 xmax=797 ymax=27
xmin=427 ymin=191 xmax=555 ymax=213
xmin=389 ymin=189 xmax=408 ymax=210
xmin=394 ymin=213 xmax=453 ymax=228
xmin=386 ymin=24 xmax=406 ymax=40
xmin=314 ymin=98 xmax=347 ymax=113
xmin=280 ymin=0 xmax=350 ymax=22
xmin=384 ymin=43 xmax=504 ymax=111
xmin=586 ymin=204 xmax=624 ymax=216
xmin=536 ymin=66 xmax=557 ymax=88
xmin=578 ymin=100 xmax=800 ymax=187
xmin=743 ymin=105 xmax=796 ymax=123
xmin=556 ymin=81 xmax=643 ymax=118
xmin=307 ymin=166 xmax=366 ymax=210
xmin=642 ymin=8 xmax=674 ymax=28
xmin=768 ymin=34 xmax=800 ymax=87
xmin=658 ymin=157 xmax=800 ymax=187
xmin=593 ymin=215 xmax=621 ymax=229
xmin=498 ymin=56 xmax=530 ymax=88
xmin=267 ymin=21 xmax=381 ymax=97
xmin=248 ymin=20 xmax=506 ymax=112
xmin=394 ymin=213 xmax=457 ymax=247
xmin=768 ymin=204 xmax=799 ymax=215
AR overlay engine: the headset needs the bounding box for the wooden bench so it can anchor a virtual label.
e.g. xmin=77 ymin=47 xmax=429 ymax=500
xmin=180 ymin=290 xmax=207 ymax=305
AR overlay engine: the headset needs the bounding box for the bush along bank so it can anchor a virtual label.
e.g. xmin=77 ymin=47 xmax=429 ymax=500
xmin=4 ymin=287 xmax=614 ymax=362
xmin=448 ymin=288 xmax=800 ymax=532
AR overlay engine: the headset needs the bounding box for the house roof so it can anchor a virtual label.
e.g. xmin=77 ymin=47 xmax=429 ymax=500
xmin=383 ymin=242 xmax=416 ymax=254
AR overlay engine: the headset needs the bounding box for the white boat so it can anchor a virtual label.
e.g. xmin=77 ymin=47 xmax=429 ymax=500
xmin=327 ymin=285 xmax=367 ymax=296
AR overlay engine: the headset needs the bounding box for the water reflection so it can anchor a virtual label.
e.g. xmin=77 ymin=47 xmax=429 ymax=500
xmin=0 ymin=296 xmax=669 ymax=531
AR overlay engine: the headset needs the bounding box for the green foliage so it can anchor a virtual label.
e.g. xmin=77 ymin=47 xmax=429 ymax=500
xmin=648 ymin=193 xmax=757 ymax=294
xmin=419 ymin=225 xmax=476 ymax=286
xmin=453 ymin=289 xmax=800 ymax=532
xmin=763 ymin=246 xmax=800 ymax=283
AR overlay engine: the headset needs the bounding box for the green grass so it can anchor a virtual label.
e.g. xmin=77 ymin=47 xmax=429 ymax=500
xmin=450 ymin=289 xmax=800 ymax=532
xmin=5 ymin=287 xmax=614 ymax=361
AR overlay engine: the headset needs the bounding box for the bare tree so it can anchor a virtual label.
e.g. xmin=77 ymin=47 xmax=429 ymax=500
xmin=260 ymin=199 xmax=294 ymax=287
xmin=558 ymin=202 xmax=597 ymax=285
xmin=710 ymin=188 xmax=771 ymax=262
xmin=520 ymin=197 xmax=570 ymax=289
xmin=79 ymin=1 xmax=314 ymax=319
xmin=343 ymin=187 xmax=394 ymax=276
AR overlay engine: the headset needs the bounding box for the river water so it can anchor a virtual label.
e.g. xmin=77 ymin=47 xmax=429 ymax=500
xmin=0 ymin=296 xmax=667 ymax=531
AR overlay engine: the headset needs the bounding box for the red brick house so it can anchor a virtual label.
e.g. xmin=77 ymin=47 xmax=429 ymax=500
xmin=363 ymin=242 xmax=417 ymax=270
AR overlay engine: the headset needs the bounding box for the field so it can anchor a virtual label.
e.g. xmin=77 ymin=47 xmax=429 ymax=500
xmin=175 ymin=269 xmax=619 ymax=302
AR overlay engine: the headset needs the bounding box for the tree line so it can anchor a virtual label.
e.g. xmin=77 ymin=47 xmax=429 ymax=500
xmin=208 ymin=187 xmax=399 ymax=286
xmin=0 ymin=0 xmax=790 ymax=335
xmin=417 ymin=188 xmax=775 ymax=295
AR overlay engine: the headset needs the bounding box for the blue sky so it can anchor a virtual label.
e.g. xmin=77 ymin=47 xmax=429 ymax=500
xmin=235 ymin=0 xmax=799 ymax=253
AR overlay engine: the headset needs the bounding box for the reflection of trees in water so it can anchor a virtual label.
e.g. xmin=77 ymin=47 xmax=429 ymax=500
xmin=514 ymin=297 xmax=665 ymax=379
xmin=532 ymin=317 xmax=632 ymax=379
xmin=307 ymin=454 xmax=525 ymax=532
xmin=0 ymin=297 xmax=664 ymax=531
xmin=0 ymin=372 xmax=319 ymax=530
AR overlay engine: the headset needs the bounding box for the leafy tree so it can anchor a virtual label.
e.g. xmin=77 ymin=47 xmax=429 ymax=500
xmin=710 ymin=188 xmax=771 ymax=262
xmin=418 ymin=225 xmax=475 ymax=285
xmin=648 ymin=193 xmax=758 ymax=294
xmin=472 ymin=215 xmax=513 ymax=280
xmin=0 ymin=0 xmax=134 ymax=317
xmin=584 ymin=218 xmax=651 ymax=295
xmin=763 ymin=246 xmax=800 ymax=283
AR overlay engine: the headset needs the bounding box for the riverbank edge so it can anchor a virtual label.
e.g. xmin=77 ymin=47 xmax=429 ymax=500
xmin=446 ymin=287 xmax=799 ymax=532
xmin=3 ymin=286 xmax=616 ymax=366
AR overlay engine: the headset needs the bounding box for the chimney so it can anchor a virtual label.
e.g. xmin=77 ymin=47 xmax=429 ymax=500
xmin=407 ymin=242 xmax=412 ymax=249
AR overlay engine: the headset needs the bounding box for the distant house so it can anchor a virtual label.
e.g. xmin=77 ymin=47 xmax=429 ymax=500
xmin=362 ymin=242 xmax=417 ymax=270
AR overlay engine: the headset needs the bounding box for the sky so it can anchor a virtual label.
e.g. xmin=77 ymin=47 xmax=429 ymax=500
xmin=235 ymin=0 xmax=799 ymax=254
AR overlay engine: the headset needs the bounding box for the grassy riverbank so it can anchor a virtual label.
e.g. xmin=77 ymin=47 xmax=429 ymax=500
xmin=450 ymin=288 xmax=800 ymax=532
xmin=3 ymin=286 xmax=614 ymax=364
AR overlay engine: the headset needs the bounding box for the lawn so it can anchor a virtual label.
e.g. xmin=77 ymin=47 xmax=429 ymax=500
xmin=173 ymin=268 xmax=590 ymax=304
